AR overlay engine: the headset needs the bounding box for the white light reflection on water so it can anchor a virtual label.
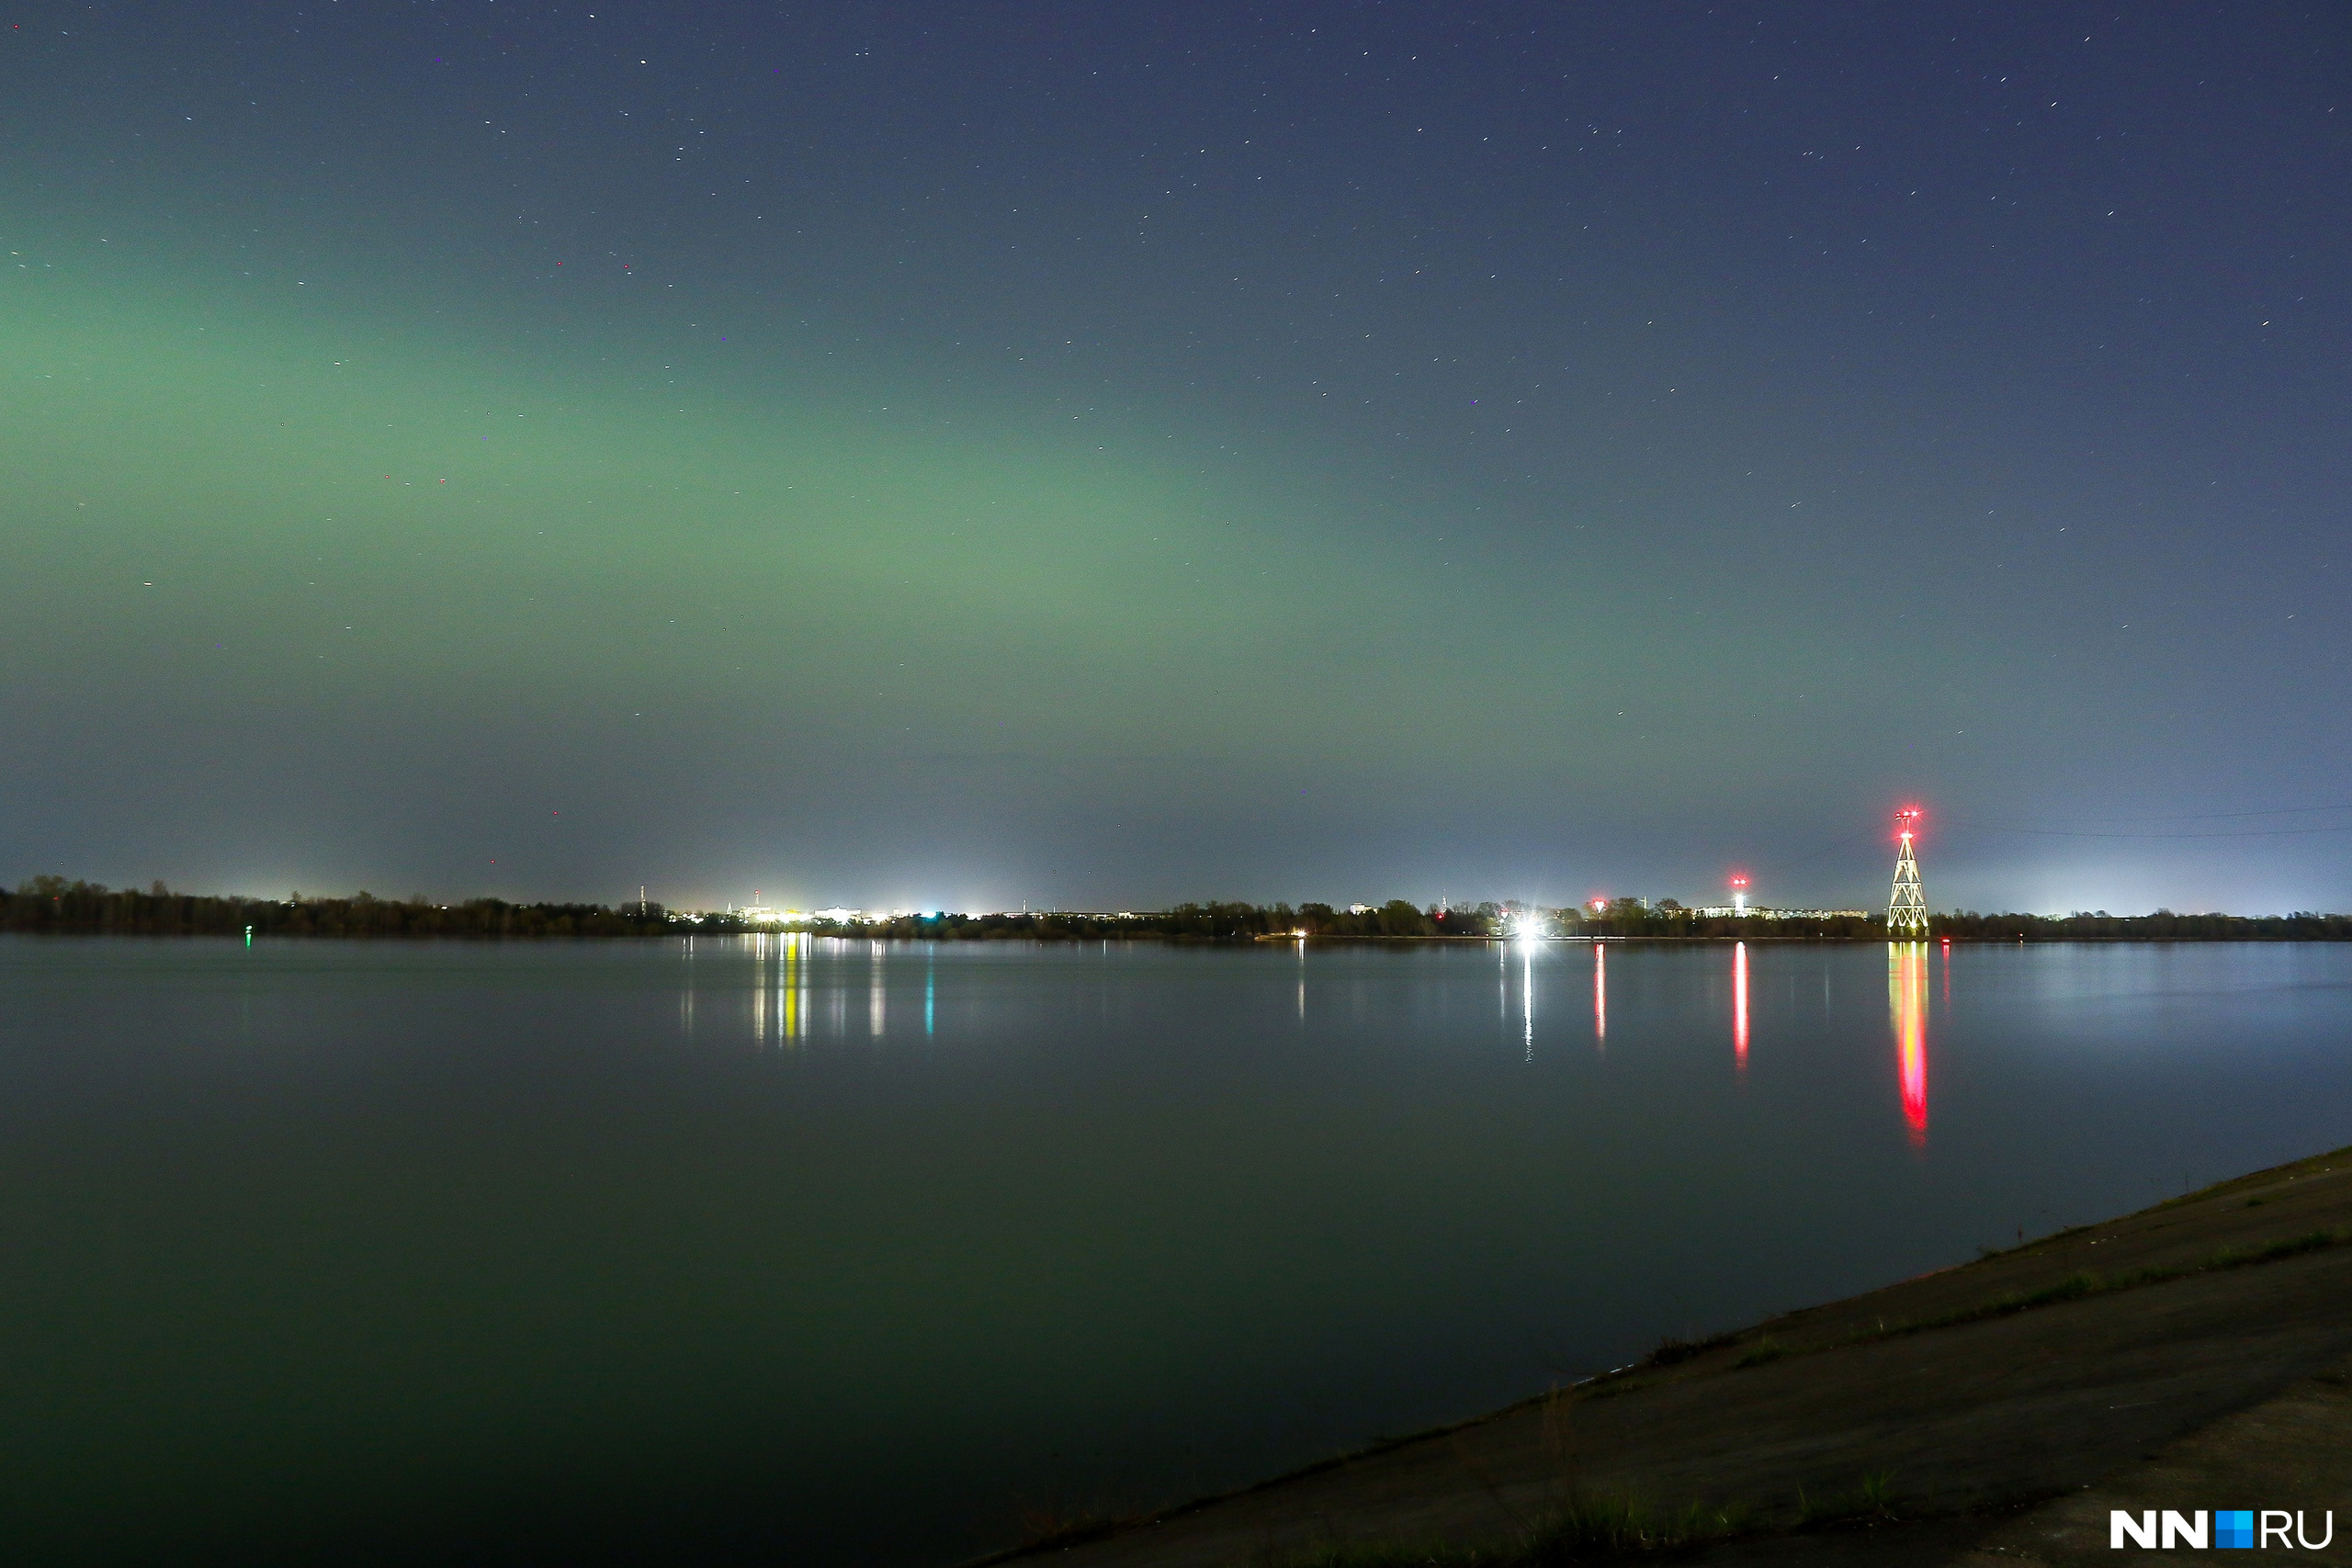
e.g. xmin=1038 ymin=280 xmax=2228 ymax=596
xmin=753 ymin=934 xmax=768 ymax=1043
xmin=1521 ymin=942 xmax=1535 ymax=1061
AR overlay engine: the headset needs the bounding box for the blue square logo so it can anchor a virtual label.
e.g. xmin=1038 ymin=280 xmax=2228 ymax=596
xmin=2215 ymin=1510 xmax=2254 ymax=1549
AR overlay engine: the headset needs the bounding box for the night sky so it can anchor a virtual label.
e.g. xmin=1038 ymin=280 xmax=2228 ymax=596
xmin=5 ymin=3 xmax=2346 ymax=915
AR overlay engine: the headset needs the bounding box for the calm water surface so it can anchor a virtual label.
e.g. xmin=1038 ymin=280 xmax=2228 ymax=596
xmin=4 ymin=936 xmax=2349 ymax=1563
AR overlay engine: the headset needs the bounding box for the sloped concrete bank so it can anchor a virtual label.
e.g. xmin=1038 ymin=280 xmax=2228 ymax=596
xmin=987 ymin=1147 xmax=2352 ymax=1567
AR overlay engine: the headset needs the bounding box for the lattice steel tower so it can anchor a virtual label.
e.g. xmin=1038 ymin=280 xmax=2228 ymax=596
xmin=1886 ymin=808 xmax=1928 ymax=937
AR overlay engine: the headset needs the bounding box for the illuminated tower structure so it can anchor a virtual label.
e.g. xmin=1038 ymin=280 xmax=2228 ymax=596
xmin=1730 ymin=874 xmax=1749 ymax=916
xmin=1886 ymin=808 xmax=1928 ymax=937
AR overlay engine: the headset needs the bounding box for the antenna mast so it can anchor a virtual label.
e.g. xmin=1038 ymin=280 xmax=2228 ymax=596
xmin=1886 ymin=809 xmax=1928 ymax=937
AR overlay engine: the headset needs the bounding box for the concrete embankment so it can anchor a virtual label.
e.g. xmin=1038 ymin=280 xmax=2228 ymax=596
xmin=990 ymin=1146 xmax=2352 ymax=1566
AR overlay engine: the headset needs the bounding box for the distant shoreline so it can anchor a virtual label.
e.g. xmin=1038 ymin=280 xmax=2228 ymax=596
xmin=6 ymin=879 xmax=2347 ymax=943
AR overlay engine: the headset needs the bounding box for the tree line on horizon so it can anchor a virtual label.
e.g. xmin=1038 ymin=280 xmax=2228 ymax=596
xmin=0 ymin=877 xmax=706 ymax=939
xmin=4 ymin=877 xmax=2346 ymax=942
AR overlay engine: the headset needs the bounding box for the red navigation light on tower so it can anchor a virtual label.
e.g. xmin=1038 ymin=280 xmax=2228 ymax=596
xmin=1886 ymin=807 xmax=1928 ymax=938
xmin=1729 ymin=874 xmax=1750 ymax=917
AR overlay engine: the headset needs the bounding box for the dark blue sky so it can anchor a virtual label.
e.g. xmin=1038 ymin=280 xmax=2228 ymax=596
xmin=3 ymin=2 xmax=2346 ymax=913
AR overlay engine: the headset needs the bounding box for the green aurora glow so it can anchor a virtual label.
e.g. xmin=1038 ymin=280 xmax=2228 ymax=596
xmin=7 ymin=251 xmax=1658 ymax=907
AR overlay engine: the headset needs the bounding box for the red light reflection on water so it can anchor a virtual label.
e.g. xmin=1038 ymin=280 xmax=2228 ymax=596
xmin=1592 ymin=943 xmax=1607 ymax=1047
xmin=1733 ymin=941 xmax=1749 ymax=1067
xmin=1890 ymin=942 xmax=1928 ymax=1146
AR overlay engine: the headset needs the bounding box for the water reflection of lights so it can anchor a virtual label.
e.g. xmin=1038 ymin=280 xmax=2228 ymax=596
xmin=749 ymin=932 xmax=798 ymax=1045
xmin=786 ymin=932 xmax=802 ymax=1041
xmin=752 ymin=935 xmax=766 ymax=1041
xmin=1296 ymin=935 xmax=1307 ymax=1021
xmin=869 ymin=941 xmax=887 ymax=1037
xmin=1592 ymin=942 xmax=1606 ymax=1047
xmin=1733 ymin=941 xmax=1749 ymax=1068
xmin=1522 ymin=943 xmax=1535 ymax=1060
xmin=1889 ymin=942 xmax=1929 ymax=1146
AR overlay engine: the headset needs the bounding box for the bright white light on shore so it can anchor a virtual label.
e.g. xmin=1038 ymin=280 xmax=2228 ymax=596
xmin=1513 ymin=913 xmax=1548 ymax=942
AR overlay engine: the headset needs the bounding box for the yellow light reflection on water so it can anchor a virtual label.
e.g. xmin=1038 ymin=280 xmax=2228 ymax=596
xmin=784 ymin=933 xmax=799 ymax=1041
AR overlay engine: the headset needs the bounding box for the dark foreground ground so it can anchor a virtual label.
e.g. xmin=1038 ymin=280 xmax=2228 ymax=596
xmin=988 ymin=1147 xmax=2352 ymax=1567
